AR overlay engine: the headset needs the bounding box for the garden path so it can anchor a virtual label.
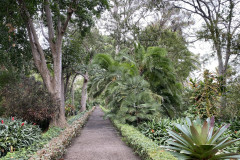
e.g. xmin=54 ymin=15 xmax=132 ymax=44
xmin=63 ymin=106 xmax=140 ymax=160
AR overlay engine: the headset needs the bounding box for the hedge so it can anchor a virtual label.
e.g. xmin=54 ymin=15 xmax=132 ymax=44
xmin=112 ymin=120 xmax=177 ymax=160
xmin=28 ymin=106 xmax=96 ymax=160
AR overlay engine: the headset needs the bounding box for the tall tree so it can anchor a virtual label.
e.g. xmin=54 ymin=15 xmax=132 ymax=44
xmin=99 ymin=0 xmax=151 ymax=54
xmin=0 ymin=0 xmax=108 ymax=127
xmin=173 ymin=0 xmax=240 ymax=107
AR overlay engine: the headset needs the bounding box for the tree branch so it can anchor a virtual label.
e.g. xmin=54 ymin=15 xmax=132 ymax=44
xmin=40 ymin=22 xmax=49 ymax=42
xmin=61 ymin=2 xmax=75 ymax=34
xmin=44 ymin=0 xmax=56 ymax=52
xmin=17 ymin=0 xmax=53 ymax=91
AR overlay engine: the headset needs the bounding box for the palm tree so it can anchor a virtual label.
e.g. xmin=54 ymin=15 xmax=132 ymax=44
xmin=89 ymin=54 xmax=161 ymax=124
xmin=116 ymin=45 xmax=182 ymax=117
xmin=89 ymin=45 xmax=182 ymax=124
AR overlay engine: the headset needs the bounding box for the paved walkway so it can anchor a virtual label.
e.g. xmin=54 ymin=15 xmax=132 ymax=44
xmin=63 ymin=107 xmax=140 ymax=160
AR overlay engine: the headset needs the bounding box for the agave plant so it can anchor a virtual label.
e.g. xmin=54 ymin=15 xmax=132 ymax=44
xmin=163 ymin=117 xmax=240 ymax=160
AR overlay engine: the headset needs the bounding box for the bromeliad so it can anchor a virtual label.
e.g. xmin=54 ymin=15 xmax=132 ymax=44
xmin=163 ymin=117 xmax=240 ymax=160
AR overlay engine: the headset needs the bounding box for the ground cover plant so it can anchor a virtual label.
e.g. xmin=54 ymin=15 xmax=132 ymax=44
xmin=0 ymin=117 xmax=42 ymax=158
xmin=2 ymin=126 xmax=63 ymax=160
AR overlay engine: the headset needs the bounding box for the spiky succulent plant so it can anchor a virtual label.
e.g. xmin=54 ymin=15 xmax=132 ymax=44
xmin=163 ymin=117 xmax=240 ymax=160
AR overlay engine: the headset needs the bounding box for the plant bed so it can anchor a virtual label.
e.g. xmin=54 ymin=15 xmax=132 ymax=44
xmin=28 ymin=106 xmax=96 ymax=160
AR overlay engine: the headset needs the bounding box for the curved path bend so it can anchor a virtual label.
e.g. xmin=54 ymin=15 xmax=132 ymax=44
xmin=63 ymin=107 xmax=140 ymax=160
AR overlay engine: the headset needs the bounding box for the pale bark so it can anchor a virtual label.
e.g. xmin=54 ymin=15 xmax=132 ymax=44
xmin=80 ymin=72 xmax=89 ymax=112
xmin=17 ymin=0 xmax=75 ymax=127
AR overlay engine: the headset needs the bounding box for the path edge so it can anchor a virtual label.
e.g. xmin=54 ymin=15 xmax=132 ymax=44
xmin=99 ymin=106 xmax=176 ymax=160
xmin=29 ymin=106 xmax=96 ymax=160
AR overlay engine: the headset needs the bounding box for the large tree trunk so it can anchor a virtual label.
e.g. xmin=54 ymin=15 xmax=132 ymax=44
xmin=50 ymin=92 xmax=66 ymax=127
xmin=18 ymin=0 xmax=73 ymax=127
xmin=216 ymin=44 xmax=228 ymax=109
xmin=80 ymin=72 xmax=89 ymax=112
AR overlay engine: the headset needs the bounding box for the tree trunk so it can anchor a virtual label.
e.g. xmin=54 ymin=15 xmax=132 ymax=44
xmin=215 ymin=46 xmax=228 ymax=109
xmin=50 ymin=93 xmax=67 ymax=127
xmin=18 ymin=0 xmax=74 ymax=128
xmin=64 ymin=72 xmax=71 ymax=101
xmin=70 ymin=74 xmax=78 ymax=107
xmin=71 ymin=83 xmax=75 ymax=107
xmin=80 ymin=72 xmax=89 ymax=112
xmin=49 ymin=70 xmax=67 ymax=127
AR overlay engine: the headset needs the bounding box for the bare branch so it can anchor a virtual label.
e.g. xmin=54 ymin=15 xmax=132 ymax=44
xmin=44 ymin=0 xmax=55 ymax=43
xmin=62 ymin=1 xmax=76 ymax=34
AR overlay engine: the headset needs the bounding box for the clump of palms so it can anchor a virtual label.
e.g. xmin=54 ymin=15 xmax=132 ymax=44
xmin=90 ymin=45 xmax=182 ymax=125
xmin=164 ymin=117 xmax=240 ymax=160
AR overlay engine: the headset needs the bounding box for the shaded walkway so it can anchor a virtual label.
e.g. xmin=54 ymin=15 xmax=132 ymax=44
xmin=63 ymin=106 xmax=140 ymax=160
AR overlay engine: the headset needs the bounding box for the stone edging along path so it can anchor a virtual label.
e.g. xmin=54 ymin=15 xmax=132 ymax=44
xmin=29 ymin=107 xmax=96 ymax=160
xmin=63 ymin=106 xmax=140 ymax=160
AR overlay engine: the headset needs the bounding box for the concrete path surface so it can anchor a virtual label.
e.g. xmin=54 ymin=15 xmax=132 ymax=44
xmin=63 ymin=106 xmax=140 ymax=160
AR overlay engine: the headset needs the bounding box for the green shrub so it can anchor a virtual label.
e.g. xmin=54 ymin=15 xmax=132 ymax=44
xmin=138 ymin=119 xmax=172 ymax=145
xmin=224 ymin=76 xmax=240 ymax=119
xmin=164 ymin=117 xmax=240 ymax=159
xmin=112 ymin=120 xmax=176 ymax=160
xmin=0 ymin=117 xmax=41 ymax=158
xmin=138 ymin=118 xmax=187 ymax=146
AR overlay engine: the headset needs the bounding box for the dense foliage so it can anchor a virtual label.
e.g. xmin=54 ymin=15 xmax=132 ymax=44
xmin=187 ymin=70 xmax=221 ymax=118
xmin=224 ymin=76 xmax=240 ymax=119
xmin=90 ymin=53 xmax=160 ymax=124
xmin=0 ymin=77 xmax=56 ymax=129
xmin=2 ymin=126 xmax=63 ymax=160
xmin=0 ymin=117 xmax=41 ymax=158
xmin=90 ymin=46 xmax=182 ymax=125
xmin=139 ymin=28 xmax=199 ymax=83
